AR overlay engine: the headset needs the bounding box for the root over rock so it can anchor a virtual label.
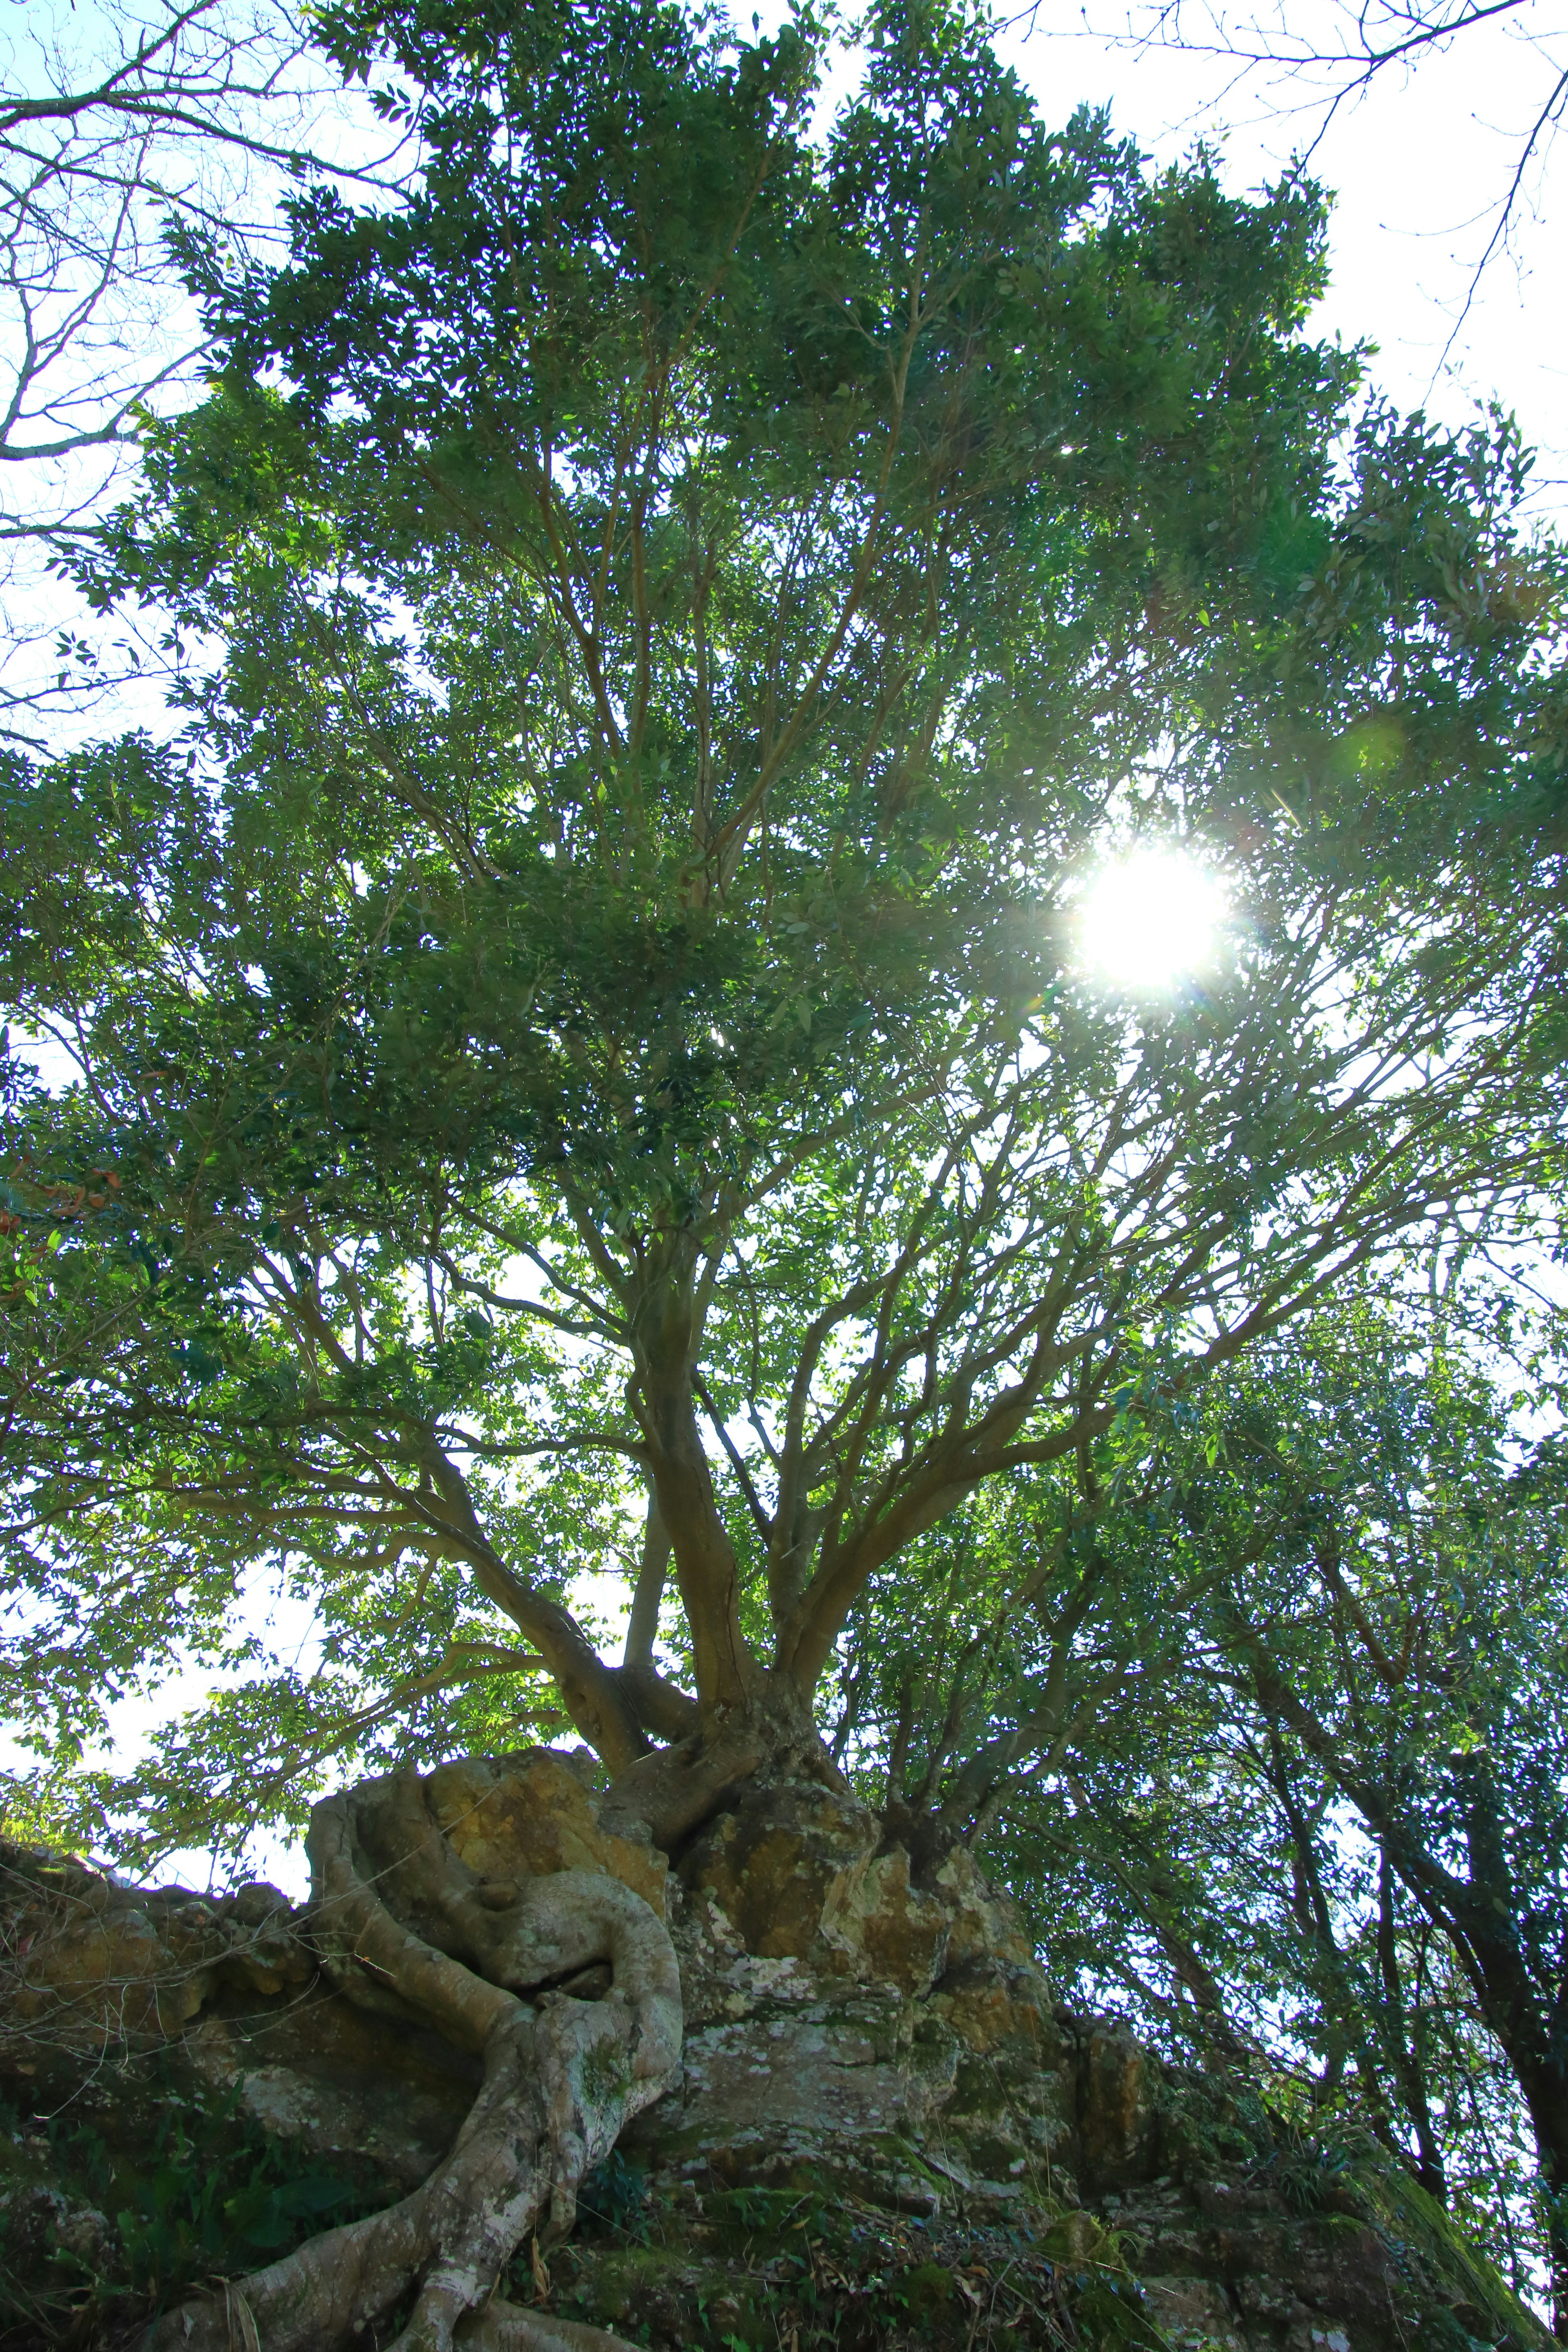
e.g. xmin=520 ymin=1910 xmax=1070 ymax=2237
xmin=143 ymin=1768 xmax=682 ymax=2352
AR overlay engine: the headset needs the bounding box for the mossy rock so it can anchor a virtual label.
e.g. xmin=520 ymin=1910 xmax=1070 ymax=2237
xmin=1359 ymin=2164 xmax=1552 ymax=2352
xmin=703 ymin=2182 xmax=827 ymax=2245
xmin=902 ymin=2261 xmax=958 ymax=2316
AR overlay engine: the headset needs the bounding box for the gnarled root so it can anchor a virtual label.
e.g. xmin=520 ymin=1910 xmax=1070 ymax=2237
xmin=145 ymin=1771 xmax=681 ymax=2352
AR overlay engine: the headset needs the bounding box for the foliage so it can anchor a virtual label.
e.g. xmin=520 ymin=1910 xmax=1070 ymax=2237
xmin=1 ymin=0 xmax=1564 ymax=1871
xmin=576 ymin=2147 xmax=654 ymax=2244
xmin=535 ymin=2118 xmax=1549 ymax=2352
xmin=0 ymin=2060 xmax=374 ymax=2344
xmin=544 ymin=2167 xmax=1169 ymax=2352
xmin=1086 ymin=0 xmax=1568 ymax=352
xmin=958 ymin=1290 xmax=1568 ymax=2320
xmin=2 ymin=0 xmax=1567 ymax=2343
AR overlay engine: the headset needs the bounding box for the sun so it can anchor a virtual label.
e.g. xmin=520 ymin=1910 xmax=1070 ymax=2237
xmin=1076 ymin=845 xmax=1229 ymax=991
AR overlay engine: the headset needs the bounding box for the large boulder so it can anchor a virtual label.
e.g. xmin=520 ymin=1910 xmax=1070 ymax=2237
xmin=0 ymin=1747 xmax=669 ymax=2199
xmin=421 ymin=1750 xmax=669 ymax=1921
xmin=663 ymin=1776 xmax=1070 ymax=2216
xmin=0 ymin=1760 xmax=1552 ymax=2352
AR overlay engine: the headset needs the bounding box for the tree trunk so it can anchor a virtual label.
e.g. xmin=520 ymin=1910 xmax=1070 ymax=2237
xmin=1517 ymin=2089 xmax=1568 ymax=2343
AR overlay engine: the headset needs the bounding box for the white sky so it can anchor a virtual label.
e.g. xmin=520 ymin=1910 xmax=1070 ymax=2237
xmin=998 ymin=0 xmax=1568 ymax=508
xmin=4 ymin=0 xmax=1565 ymax=1895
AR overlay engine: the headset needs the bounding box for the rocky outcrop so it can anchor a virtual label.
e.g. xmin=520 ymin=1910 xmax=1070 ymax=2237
xmin=418 ymin=1751 xmax=669 ymax=1923
xmin=0 ymin=1851 xmax=313 ymax=2040
xmin=0 ymin=1760 xmax=1552 ymax=2352
xmin=657 ymin=1776 xmax=1069 ymax=2219
xmin=1 ymin=1748 xmax=665 ymax=2198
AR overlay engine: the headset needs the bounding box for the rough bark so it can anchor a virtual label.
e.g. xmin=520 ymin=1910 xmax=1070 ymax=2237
xmin=597 ymin=1666 xmax=850 ymax=1852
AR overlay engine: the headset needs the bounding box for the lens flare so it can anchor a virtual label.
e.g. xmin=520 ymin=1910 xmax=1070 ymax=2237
xmin=1076 ymin=846 xmax=1229 ymax=991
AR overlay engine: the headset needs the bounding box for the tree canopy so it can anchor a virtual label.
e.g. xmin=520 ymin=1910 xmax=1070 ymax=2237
xmin=4 ymin=0 xmax=1568 ymax=2319
xmin=3 ymin=0 xmax=1567 ymax=1859
xmin=0 ymin=0 xmax=1564 ymax=1878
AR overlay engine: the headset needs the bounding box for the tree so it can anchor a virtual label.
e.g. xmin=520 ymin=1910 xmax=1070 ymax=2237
xmin=1004 ymin=1296 xmax=1568 ymax=2329
xmin=1212 ymin=1313 xmax=1568 ymax=2334
xmin=1056 ymin=0 xmax=1568 ymax=365
xmin=0 ymin=0 xmax=388 ymax=743
xmin=2 ymin=0 xmax=1566 ymax=2339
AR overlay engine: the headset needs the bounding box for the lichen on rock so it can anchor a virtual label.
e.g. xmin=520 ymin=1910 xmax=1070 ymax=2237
xmin=0 ymin=1758 xmax=1553 ymax=2352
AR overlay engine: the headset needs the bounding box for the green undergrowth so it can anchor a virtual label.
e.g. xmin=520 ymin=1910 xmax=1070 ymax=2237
xmin=1156 ymin=2068 xmax=1549 ymax=2352
xmin=0 ymin=2060 xmax=384 ymax=2350
xmin=516 ymin=2081 xmax=1558 ymax=2352
xmin=534 ymin=2162 xmax=1174 ymax=2352
xmin=0 ymin=2055 xmax=1549 ymax=2352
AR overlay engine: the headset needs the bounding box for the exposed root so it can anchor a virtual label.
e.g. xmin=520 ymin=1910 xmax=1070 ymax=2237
xmin=457 ymin=2305 xmax=647 ymax=2352
xmin=143 ymin=1770 xmax=681 ymax=2352
xmin=601 ymin=1722 xmax=767 ymax=1848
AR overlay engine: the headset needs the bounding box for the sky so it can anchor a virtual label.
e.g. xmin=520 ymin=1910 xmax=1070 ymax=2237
xmin=3 ymin=0 xmax=1565 ymax=1897
xmin=998 ymin=0 xmax=1568 ymax=510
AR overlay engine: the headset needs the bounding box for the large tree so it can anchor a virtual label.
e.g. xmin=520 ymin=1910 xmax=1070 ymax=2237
xmin=1 ymin=0 xmax=1566 ymax=2339
xmin=2 ymin=0 xmax=1564 ymax=1856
